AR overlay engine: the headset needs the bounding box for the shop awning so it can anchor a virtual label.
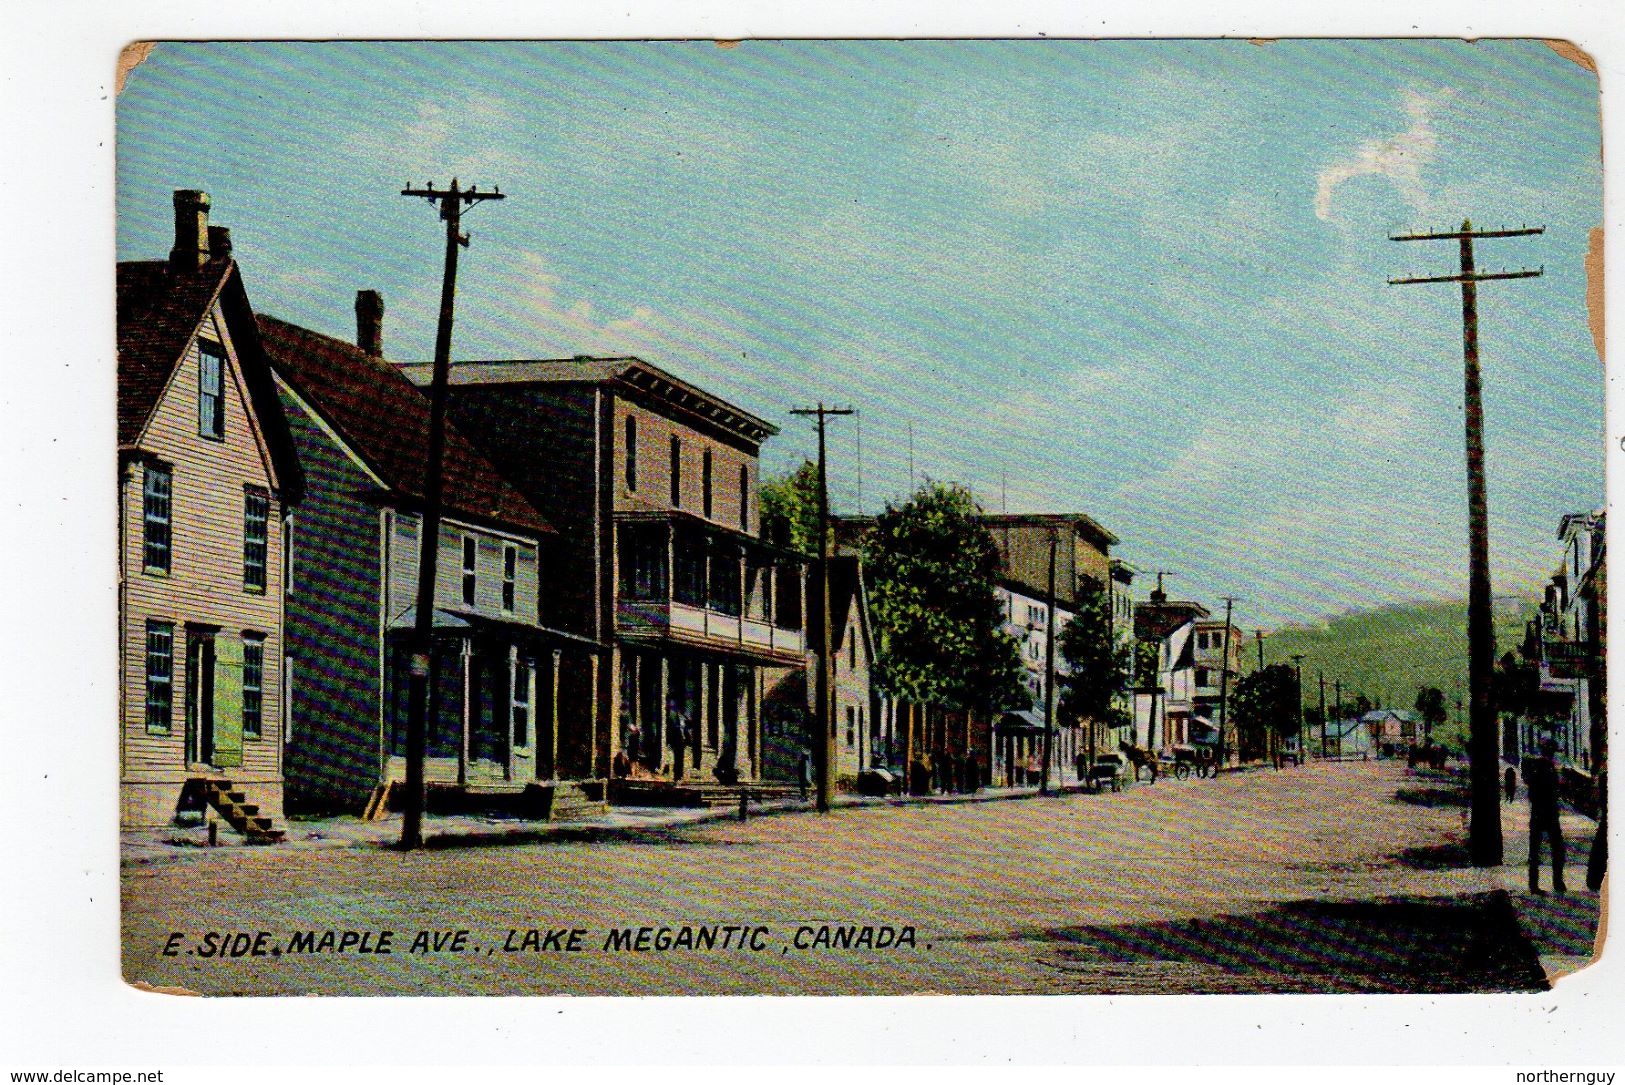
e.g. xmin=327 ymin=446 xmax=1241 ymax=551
xmin=995 ymin=709 xmax=1056 ymax=736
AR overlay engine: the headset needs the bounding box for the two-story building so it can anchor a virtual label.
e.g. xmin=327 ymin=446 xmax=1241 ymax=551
xmin=1133 ymin=593 xmax=1209 ymax=752
xmin=118 ymin=191 xmax=300 ymax=837
xmin=402 ymin=356 xmax=808 ymax=793
xmin=258 ymin=299 xmax=603 ymax=816
xmin=1191 ymin=618 xmax=1243 ymax=753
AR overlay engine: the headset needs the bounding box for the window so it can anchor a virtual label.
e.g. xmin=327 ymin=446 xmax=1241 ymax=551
xmin=243 ymin=488 xmax=269 ymax=591
xmin=282 ymin=654 xmax=295 ymax=744
xmin=703 ymin=449 xmax=714 ymax=519
xmin=461 ymin=535 xmax=478 ymax=606
xmin=1195 ymin=667 xmax=1211 ymax=687
xmin=242 ymin=635 xmax=264 ymax=738
xmin=669 ymin=437 xmax=682 ymax=507
xmin=512 ymin=659 xmax=531 ymax=747
xmin=739 ymin=465 xmax=749 ymax=529
xmin=283 ymin=515 xmax=294 ymax=598
xmin=502 ymin=544 xmax=517 ymax=613
xmin=849 ymin=629 xmax=857 ymax=669
xmin=624 ymin=416 xmax=638 ymax=492
xmin=199 ymin=342 xmax=225 ymax=439
xmin=144 ymin=621 xmax=174 ymax=733
xmin=142 ymin=464 xmax=172 ymax=573
xmin=846 ymin=705 xmax=856 ymax=746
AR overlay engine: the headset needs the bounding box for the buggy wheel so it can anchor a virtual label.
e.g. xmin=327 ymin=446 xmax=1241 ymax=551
xmin=1174 ymin=762 xmax=1191 ymax=780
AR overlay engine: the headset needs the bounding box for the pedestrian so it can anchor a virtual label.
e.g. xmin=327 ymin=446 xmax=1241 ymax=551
xmin=797 ymin=750 xmax=812 ymax=801
xmin=1586 ymin=771 xmax=1607 ymax=893
xmin=1524 ymin=739 xmax=1567 ymax=895
xmin=1504 ymin=764 xmax=1517 ymax=804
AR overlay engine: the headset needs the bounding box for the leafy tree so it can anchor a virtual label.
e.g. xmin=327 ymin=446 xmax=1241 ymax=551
xmin=1057 ymin=579 xmax=1132 ymax=724
xmin=1232 ymin=663 xmax=1300 ymax=757
xmin=1414 ymin=686 xmax=1448 ymax=741
xmin=758 ymin=460 xmax=821 ymax=554
xmin=862 ymin=481 xmax=1027 ymax=713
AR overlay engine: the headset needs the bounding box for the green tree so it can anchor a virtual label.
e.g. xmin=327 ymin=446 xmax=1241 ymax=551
xmin=862 ymin=481 xmax=1026 ymax=712
xmin=1057 ymin=580 xmax=1132 ymax=723
xmin=758 ymin=460 xmax=821 ymax=554
xmin=1232 ymin=663 xmax=1299 ymax=758
xmin=1414 ymin=686 xmax=1448 ymax=742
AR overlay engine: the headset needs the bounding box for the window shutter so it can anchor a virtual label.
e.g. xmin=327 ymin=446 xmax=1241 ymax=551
xmin=213 ymin=636 xmax=245 ymax=768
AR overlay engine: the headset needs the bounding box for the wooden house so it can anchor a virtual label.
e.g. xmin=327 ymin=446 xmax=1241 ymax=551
xmin=118 ymin=191 xmax=300 ymax=836
xmin=258 ymin=298 xmax=601 ymax=816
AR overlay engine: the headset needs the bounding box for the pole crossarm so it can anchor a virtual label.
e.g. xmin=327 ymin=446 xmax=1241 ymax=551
xmin=1389 ymin=269 xmax=1543 ymax=286
xmin=1390 ymin=226 xmax=1544 ymax=242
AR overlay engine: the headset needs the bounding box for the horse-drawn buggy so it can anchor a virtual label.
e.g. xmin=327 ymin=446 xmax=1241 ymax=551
xmin=1169 ymin=743 xmax=1217 ymax=780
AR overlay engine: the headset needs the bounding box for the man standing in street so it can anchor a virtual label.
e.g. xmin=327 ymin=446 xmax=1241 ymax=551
xmin=1525 ymin=739 xmax=1567 ymax=895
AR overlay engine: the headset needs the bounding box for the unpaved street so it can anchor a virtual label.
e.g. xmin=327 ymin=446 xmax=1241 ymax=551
xmin=121 ymin=761 xmax=1600 ymax=995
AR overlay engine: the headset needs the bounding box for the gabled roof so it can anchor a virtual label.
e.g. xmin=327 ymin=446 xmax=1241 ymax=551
xmin=397 ymin=355 xmax=779 ymax=447
xmin=806 ymin=555 xmax=869 ymax=657
xmin=117 ymin=259 xmax=301 ymax=498
xmin=1134 ymin=600 xmax=1209 ymax=641
xmin=979 ymin=512 xmax=1120 ymax=549
xmin=256 ymin=315 xmax=553 ymax=537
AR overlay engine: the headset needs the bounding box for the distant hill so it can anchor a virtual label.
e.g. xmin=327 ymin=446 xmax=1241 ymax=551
xmin=1257 ymin=596 xmax=1535 ymax=715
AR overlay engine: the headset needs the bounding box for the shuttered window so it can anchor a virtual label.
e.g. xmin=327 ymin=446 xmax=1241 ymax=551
xmin=625 ymin=416 xmax=638 ymax=492
xmin=242 ymin=634 xmax=264 ymax=738
xmin=142 ymin=464 xmax=172 ymax=573
xmin=144 ymin=621 xmax=174 ymax=733
xmin=462 ymin=535 xmax=478 ymax=606
xmin=199 ymin=343 xmax=225 ymax=439
xmin=243 ymin=488 xmax=269 ymax=591
xmin=703 ymin=449 xmax=713 ymax=519
xmin=502 ymin=544 xmax=517 ymax=613
xmin=669 ymin=437 xmax=682 ymax=507
xmin=739 ymin=465 xmax=749 ymax=529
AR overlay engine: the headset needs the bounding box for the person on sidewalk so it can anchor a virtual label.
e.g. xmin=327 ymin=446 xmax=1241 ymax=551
xmin=1505 ymin=764 xmax=1517 ymax=804
xmin=797 ymin=751 xmax=812 ymax=802
xmin=1524 ymin=739 xmax=1567 ymax=895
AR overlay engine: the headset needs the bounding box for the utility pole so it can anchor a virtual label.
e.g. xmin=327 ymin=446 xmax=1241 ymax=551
xmin=790 ymin=403 xmax=853 ymax=813
xmin=1216 ymin=596 xmax=1237 ymax=771
xmin=1040 ymin=529 xmax=1058 ymax=795
xmin=1254 ymin=629 xmax=1265 ymax=671
xmin=1334 ymin=678 xmax=1344 ymax=759
xmin=1390 ymin=220 xmax=1543 ymax=868
xmin=1290 ymin=654 xmax=1306 ymax=765
xmin=398 ymin=179 xmax=505 ymax=851
xmin=1318 ymin=671 xmax=1328 ymax=760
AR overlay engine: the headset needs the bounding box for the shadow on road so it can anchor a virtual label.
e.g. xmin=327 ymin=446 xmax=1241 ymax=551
xmin=1395 ymin=786 xmax=1470 ymax=808
xmin=964 ymin=891 xmax=1549 ymax=994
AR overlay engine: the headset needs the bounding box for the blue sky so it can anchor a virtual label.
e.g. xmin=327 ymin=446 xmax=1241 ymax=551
xmin=116 ymin=39 xmax=1603 ymax=628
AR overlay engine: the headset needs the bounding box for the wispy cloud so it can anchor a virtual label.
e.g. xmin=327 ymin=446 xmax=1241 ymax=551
xmin=1315 ymin=87 xmax=1455 ymax=221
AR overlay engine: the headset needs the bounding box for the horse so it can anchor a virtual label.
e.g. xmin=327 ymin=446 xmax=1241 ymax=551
xmin=1119 ymin=741 xmax=1159 ymax=783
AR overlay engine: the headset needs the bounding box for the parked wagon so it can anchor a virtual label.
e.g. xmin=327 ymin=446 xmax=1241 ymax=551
xmin=1169 ymin=744 xmax=1216 ymax=780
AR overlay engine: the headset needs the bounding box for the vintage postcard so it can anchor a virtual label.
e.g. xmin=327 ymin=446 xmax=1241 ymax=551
xmin=114 ymin=38 xmax=1606 ymax=998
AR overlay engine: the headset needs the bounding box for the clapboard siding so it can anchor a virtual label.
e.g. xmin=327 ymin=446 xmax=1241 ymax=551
xmin=614 ymin=397 xmax=757 ymax=533
xmin=383 ymin=512 xmax=542 ymax=623
xmin=275 ymin=380 xmax=385 ymax=813
xmin=121 ymin=300 xmax=284 ymax=821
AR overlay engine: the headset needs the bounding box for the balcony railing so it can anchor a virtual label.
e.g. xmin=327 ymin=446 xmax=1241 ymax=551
xmin=617 ymin=598 xmax=805 ymax=658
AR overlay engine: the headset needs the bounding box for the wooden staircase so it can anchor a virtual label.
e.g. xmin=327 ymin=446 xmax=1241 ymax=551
xmin=196 ymin=778 xmax=285 ymax=844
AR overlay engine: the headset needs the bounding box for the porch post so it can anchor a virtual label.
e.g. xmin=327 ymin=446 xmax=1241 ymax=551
xmin=660 ymin=654 xmax=674 ymax=778
xmin=458 ymin=637 xmax=472 ymax=787
xmin=589 ymin=652 xmax=602 ymax=780
xmin=549 ymin=648 xmax=562 ymax=781
xmin=698 ymin=659 xmax=711 ymax=771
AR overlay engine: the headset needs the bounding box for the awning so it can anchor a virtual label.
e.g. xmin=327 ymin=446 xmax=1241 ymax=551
xmin=995 ymin=709 xmax=1055 ymax=736
xmin=390 ymin=606 xmax=607 ymax=651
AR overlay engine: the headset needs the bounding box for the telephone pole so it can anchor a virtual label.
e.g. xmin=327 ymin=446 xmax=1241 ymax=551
xmin=1389 ymin=220 xmax=1543 ymax=868
xmin=790 ymin=403 xmax=853 ymax=813
xmin=398 ymin=179 xmax=505 ymax=851
xmin=1318 ymin=671 xmax=1327 ymax=760
xmin=1216 ymin=596 xmax=1237 ymax=771
xmin=1290 ymin=654 xmax=1306 ymax=763
xmin=1254 ymin=629 xmax=1265 ymax=671
xmin=1041 ymin=529 xmax=1059 ymax=794
xmin=1334 ymin=679 xmax=1344 ymax=759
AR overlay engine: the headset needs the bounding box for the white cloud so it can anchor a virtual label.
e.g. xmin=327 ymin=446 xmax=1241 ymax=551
xmin=1314 ymin=87 xmax=1456 ymax=221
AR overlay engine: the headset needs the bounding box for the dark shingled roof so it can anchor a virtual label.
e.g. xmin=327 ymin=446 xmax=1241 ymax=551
xmin=117 ymin=259 xmax=302 ymax=498
xmin=1134 ymin=600 xmax=1210 ymax=641
xmin=256 ymin=314 xmax=554 ymax=537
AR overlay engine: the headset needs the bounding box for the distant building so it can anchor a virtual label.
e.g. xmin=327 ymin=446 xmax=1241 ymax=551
xmin=1191 ymin=618 xmax=1243 ymax=748
xmin=1133 ymin=593 xmax=1210 ymax=752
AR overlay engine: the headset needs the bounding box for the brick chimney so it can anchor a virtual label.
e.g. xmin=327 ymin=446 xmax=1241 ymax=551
xmin=355 ymin=290 xmax=384 ymax=357
xmin=207 ymin=225 xmax=232 ymax=262
xmin=169 ymin=189 xmax=211 ymax=271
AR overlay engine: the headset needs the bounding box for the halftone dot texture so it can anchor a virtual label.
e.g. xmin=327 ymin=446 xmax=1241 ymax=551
xmin=122 ymin=762 xmax=1592 ymax=995
xmin=116 ymin=40 xmax=1603 ymax=631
